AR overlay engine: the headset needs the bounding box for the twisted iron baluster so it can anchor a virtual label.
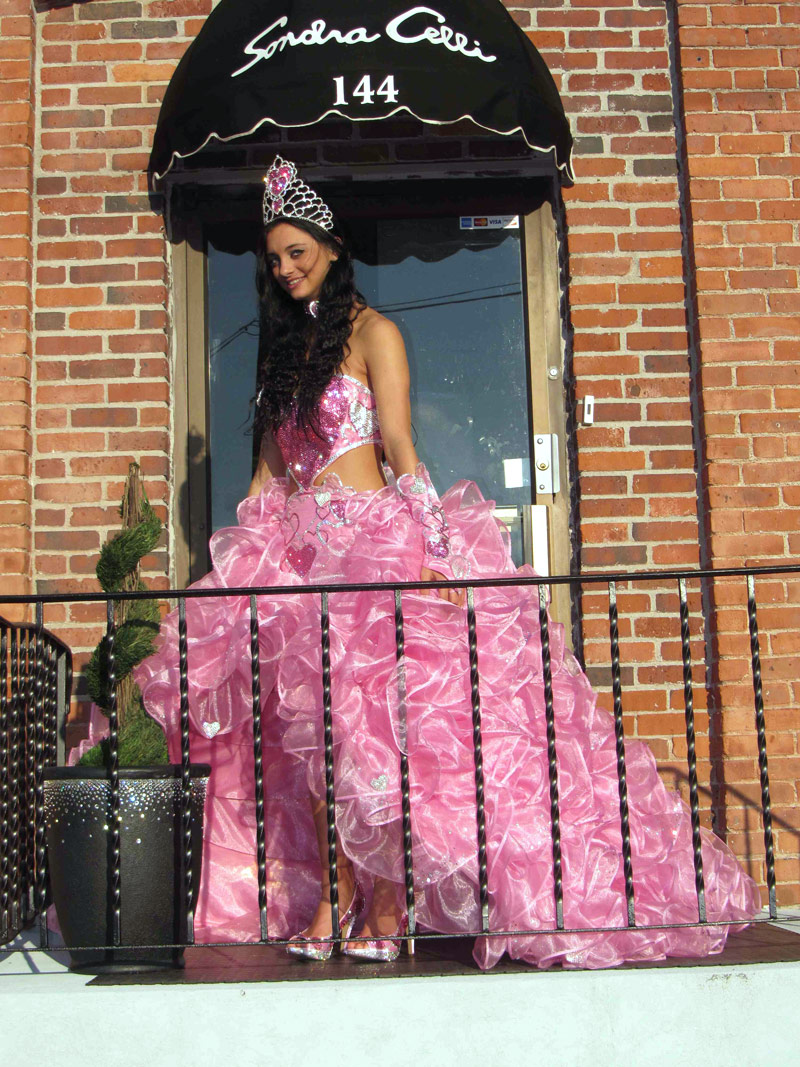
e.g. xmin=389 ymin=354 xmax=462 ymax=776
xmin=1 ymin=625 xmax=9 ymax=941
xmin=466 ymin=586 xmax=490 ymax=932
xmin=23 ymin=629 xmax=35 ymax=919
xmin=678 ymin=577 xmax=706 ymax=922
xmin=45 ymin=643 xmax=57 ymax=767
xmin=178 ymin=598 xmax=195 ymax=944
xmin=746 ymin=573 xmax=776 ymax=917
xmin=106 ymin=599 xmax=122 ymax=945
xmin=249 ymin=595 xmax=268 ymax=941
xmin=41 ymin=642 xmax=52 ymax=768
xmin=28 ymin=628 xmax=39 ymax=919
xmin=8 ymin=628 xmax=20 ymax=932
xmin=539 ymin=584 xmax=564 ymax=930
xmin=62 ymin=655 xmax=73 ymax=769
xmin=394 ymin=588 xmax=416 ymax=952
xmin=608 ymin=581 xmax=635 ymax=926
xmin=320 ymin=591 xmax=340 ymax=944
xmin=34 ymin=606 xmax=49 ymax=946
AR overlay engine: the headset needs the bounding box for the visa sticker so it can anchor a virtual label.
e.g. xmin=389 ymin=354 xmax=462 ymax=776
xmin=459 ymin=215 xmax=519 ymax=230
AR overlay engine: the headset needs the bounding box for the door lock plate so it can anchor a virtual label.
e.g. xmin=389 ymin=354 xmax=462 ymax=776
xmin=533 ymin=435 xmax=560 ymax=496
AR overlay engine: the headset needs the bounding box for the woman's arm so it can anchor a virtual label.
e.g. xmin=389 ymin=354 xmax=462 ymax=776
xmin=362 ymin=316 xmax=420 ymax=479
xmin=363 ymin=316 xmax=463 ymax=604
xmin=247 ymin=430 xmax=286 ymax=497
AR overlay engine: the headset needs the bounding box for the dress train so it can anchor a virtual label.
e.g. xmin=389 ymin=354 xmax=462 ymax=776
xmin=134 ymin=474 xmax=761 ymax=969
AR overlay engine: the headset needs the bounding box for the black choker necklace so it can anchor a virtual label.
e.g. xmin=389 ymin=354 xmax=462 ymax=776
xmin=305 ymin=300 xmax=319 ymax=319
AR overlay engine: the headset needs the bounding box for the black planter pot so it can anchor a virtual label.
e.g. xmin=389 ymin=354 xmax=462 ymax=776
xmin=43 ymin=765 xmax=210 ymax=974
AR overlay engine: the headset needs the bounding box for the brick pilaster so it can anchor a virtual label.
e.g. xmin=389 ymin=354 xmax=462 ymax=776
xmin=0 ymin=0 xmax=36 ymax=617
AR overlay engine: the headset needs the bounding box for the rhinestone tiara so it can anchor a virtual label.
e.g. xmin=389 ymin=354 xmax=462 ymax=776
xmin=262 ymin=156 xmax=334 ymax=232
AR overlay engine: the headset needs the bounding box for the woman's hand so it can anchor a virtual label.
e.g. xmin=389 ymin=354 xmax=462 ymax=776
xmin=420 ymin=566 xmax=465 ymax=606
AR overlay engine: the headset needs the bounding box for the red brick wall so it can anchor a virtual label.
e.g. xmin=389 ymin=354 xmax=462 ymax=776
xmin=30 ymin=0 xmax=200 ymax=664
xmin=679 ymin=0 xmax=800 ymax=567
xmin=677 ymin=0 xmax=800 ymax=900
xmin=0 ymin=0 xmax=36 ymax=618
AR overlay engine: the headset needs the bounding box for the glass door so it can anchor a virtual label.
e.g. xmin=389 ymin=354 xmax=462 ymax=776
xmin=204 ymin=214 xmax=546 ymax=570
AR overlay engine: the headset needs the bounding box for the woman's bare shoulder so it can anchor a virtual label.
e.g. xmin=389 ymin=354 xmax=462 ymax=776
xmin=346 ymin=306 xmax=406 ymax=382
xmin=351 ymin=305 xmax=403 ymax=349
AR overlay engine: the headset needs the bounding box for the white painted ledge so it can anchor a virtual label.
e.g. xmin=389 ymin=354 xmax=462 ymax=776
xmin=3 ymin=918 xmax=799 ymax=1067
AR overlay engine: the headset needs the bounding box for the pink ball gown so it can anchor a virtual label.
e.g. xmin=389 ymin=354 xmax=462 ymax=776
xmin=135 ymin=372 xmax=761 ymax=969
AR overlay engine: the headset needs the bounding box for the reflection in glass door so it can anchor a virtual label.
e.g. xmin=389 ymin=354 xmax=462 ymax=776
xmin=206 ymin=216 xmax=540 ymax=567
xmin=207 ymin=248 xmax=259 ymax=532
xmin=353 ymin=217 xmax=534 ymax=566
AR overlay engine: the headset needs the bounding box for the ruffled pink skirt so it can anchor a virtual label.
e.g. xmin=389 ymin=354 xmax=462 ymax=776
xmin=134 ymin=476 xmax=761 ymax=969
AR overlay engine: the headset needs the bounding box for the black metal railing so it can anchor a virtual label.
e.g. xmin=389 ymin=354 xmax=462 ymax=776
xmin=0 ymin=612 xmax=71 ymax=945
xmin=1 ymin=563 xmax=798 ymax=960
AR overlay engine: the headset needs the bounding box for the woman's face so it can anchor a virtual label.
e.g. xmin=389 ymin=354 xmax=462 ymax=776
xmin=265 ymin=222 xmax=338 ymax=303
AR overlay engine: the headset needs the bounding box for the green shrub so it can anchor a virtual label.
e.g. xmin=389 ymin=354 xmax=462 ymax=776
xmin=78 ymin=463 xmax=168 ymax=768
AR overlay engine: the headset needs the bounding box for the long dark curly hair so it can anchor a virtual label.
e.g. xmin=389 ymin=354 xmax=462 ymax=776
xmin=252 ymin=217 xmax=366 ymax=445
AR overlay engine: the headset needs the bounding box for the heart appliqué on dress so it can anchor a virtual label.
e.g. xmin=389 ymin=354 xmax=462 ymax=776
xmin=349 ymin=399 xmax=378 ymax=439
xmin=201 ymin=721 xmax=221 ymax=739
xmin=314 ymin=490 xmax=331 ymax=506
xmin=286 ymin=542 xmax=316 ymax=577
xmin=370 ymin=774 xmax=388 ymax=792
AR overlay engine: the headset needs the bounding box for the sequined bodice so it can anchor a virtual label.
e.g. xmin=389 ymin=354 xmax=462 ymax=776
xmin=275 ymin=373 xmax=382 ymax=490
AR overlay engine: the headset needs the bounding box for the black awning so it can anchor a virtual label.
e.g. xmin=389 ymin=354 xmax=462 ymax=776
xmin=149 ymin=0 xmax=573 ymax=182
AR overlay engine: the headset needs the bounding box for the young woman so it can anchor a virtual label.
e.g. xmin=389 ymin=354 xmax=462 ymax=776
xmin=135 ymin=157 xmax=760 ymax=969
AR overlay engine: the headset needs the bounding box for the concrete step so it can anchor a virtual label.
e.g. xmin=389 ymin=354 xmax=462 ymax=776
xmin=3 ymin=917 xmax=799 ymax=1067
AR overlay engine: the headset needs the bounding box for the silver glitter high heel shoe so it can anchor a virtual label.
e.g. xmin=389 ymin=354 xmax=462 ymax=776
xmin=286 ymin=883 xmax=366 ymax=962
xmin=342 ymin=914 xmax=411 ymax=962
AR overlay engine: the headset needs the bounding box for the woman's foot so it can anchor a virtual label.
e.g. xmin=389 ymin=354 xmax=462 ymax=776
xmin=343 ymin=878 xmax=410 ymax=961
xmin=286 ymin=866 xmax=365 ymax=961
xmin=302 ymin=866 xmax=356 ymax=941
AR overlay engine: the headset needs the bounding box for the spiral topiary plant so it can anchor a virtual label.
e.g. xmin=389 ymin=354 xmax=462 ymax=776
xmin=79 ymin=462 xmax=168 ymax=767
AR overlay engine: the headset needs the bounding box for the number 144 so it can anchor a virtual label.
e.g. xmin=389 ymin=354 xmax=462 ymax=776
xmin=333 ymin=74 xmax=399 ymax=106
